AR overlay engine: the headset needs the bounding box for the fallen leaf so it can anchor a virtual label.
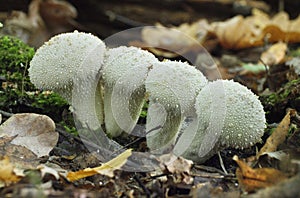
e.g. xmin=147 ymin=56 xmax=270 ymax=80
xmin=140 ymin=19 xmax=211 ymax=57
xmin=159 ymin=153 xmax=193 ymax=184
xmin=210 ymin=9 xmax=300 ymax=49
xmin=0 ymin=113 xmax=58 ymax=157
xmin=260 ymin=42 xmax=287 ymax=66
xmin=257 ymin=110 xmax=294 ymax=158
xmin=233 ymin=155 xmax=287 ymax=192
xmin=0 ymin=136 xmax=39 ymax=169
xmin=286 ymin=57 xmax=300 ymax=75
xmin=246 ymin=173 xmax=300 ymax=197
xmin=67 ymin=149 xmax=132 ymax=181
xmin=0 ymin=156 xmax=23 ymax=186
xmin=159 ymin=153 xmax=193 ymax=174
xmin=1 ymin=0 xmax=79 ymax=47
xmin=241 ymin=63 xmax=267 ymax=74
xmin=37 ymin=164 xmax=61 ymax=180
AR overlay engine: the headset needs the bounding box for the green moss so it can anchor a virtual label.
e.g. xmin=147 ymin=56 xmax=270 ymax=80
xmin=289 ymin=47 xmax=300 ymax=57
xmin=140 ymin=100 xmax=149 ymax=118
xmin=0 ymin=35 xmax=70 ymax=123
xmin=29 ymin=91 xmax=68 ymax=109
xmin=260 ymin=78 xmax=300 ymax=122
xmin=0 ymin=36 xmax=34 ymax=75
xmin=263 ymin=78 xmax=300 ymax=105
xmin=0 ymin=35 xmax=35 ymax=92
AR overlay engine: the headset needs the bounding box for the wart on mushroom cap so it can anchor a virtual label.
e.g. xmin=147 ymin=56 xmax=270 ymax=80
xmin=101 ymin=46 xmax=158 ymax=137
xmin=181 ymin=79 xmax=266 ymax=163
xmin=145 ymin=60 xmax=208 ymax=154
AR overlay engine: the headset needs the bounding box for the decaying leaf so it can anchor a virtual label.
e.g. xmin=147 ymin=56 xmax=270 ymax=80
xmin=210 ymin=9 xmax=300 ymax=49
xmin=0 ymin=113 xmax=58 ymax=157
xmin=241 ymin=63 xmax=266 ymax=74
xmin=138 ymin=9 xmax=300 ymax=52
xmin=286 ymin=57 xmax=300 ymax=75
xmin=159 ymin=154 xmax=193 ymax=174
xmin=37 ymin=164 xmax=64 ymax=180
xmin=260 ymin=42 xmax=287 ymax=66
xmin=1 ymin=0 xmax=79 ymax=47
xmin=159 ymin=153 xmax=194 ymax=184
xmin=233 ymin=155 xmax=288 ymax=192
xmin=67 ymin=149 xmax=132 ymax=181
xmin=140 ymin=19 xmax=211 ymax=57
xmin=0 ymin=156 xmax=23 ymax=186
xmin=257 ymin=109 xmax=294 ymax=158
xmin=0 ymin=136 xmax=39 ymax=169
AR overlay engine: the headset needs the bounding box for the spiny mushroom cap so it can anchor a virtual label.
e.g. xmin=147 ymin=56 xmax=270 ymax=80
xmin=145 ymin=61 xmax=208 ymax=153
xmin=102 ymin=46 xmax=158 ymax=87
xmin=28 ymin=31 xmax=106 ymax=102
xmin=183 ymin=79 xmax=266 ymax=162
xmin=145 ymin=60 xmax=208 ymax=114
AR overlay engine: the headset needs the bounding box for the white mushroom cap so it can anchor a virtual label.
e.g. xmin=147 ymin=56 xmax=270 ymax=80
xmin=28 ymin=31 xmax=106 ymax=102
xmin=102 ymin=46 xmax=157 ymax=87
xmin=146 ymin=60 xmax=208 ymax=114
xmin=102 ymin=46 xmax=158 ymax=137
xmin=145 ymin=61 xmax=208 ymax=153
xmin=182 ymin=79 xmax=266 ymax=163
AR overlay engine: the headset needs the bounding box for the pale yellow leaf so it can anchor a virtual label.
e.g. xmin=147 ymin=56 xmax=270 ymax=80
xmin=67 ymin=149 xmax=132 ymax=181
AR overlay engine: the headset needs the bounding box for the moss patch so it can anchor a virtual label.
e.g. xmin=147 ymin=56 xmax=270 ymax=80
xmin=260 ymin=78 xmax=300 ymax=122
xmin=0 ymin=35 xmax=70 ymax=124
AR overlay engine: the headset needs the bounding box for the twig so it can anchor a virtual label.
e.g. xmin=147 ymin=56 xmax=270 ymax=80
xmin=193 ymin=164 xmax=227 ymax=175
xmin=218 ymin=151 xmax=228 ymax=175
xmin=105 ymin=10 xmax=148 ymax=27
xmin=111 ymin=125 xmax=162 ymax=155
xmin=0 ymin=109 xmax=14 ymax=117
xmin=259 ymin=58 xmax=269 ymax=74
xmin=133 ymin=174 xmax=151 ymax=198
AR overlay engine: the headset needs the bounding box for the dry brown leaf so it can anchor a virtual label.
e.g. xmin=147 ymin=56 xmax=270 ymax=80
xmin=159 ymin=153 xmax=193 ymax=174
xmin=210 ymin=10 xmax=300 ymax=49
xmin=0 ymin=113 xmax=58 ymax=157
xmin=0 ymin=156 xmax=23 ymax=186
xmin=233 ymin=155 xmax=288 ymax=192
xmin=257 ymin=110 xmax=294 ymax=158
xmin=67 ymin=149 xmax=132 ymax=181
xmin=260 ymin=42 xmax=287 ymax=66
xmin=159 ymin=153 xmax=193 ymax=184
xmin=2 ymin=0 xmax=79 ymax=47
xmin=140 ymin=19 xmax=210 ymax=57
xmin=0 ymin=136 xmax=39 ymax=169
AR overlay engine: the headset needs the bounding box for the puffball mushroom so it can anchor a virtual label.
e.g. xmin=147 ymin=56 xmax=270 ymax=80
xmin=101 ymin=46 xmax=158 ymax=137
xmin=180 ymin=79 xmax=266 ymax=163
xmin=145 ymin=61 xmax=208 ymax=153
xmin=28 ymin=31 xmax=106 ymax=129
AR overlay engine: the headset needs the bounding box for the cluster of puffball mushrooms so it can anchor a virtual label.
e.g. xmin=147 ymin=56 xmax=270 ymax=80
xmin=28 ymin=31 xmax=266 ymax=163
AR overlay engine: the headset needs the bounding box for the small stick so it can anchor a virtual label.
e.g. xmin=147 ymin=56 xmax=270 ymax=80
xmin=133 ymin=174 xmax=151 ymax=198
xmin=111 ymin=125 xmax=162 ymax=155
xmin=0 ymin=109 xmax=14 ymax=117
xmin=218 ymin=151 xmax=228 ymax=175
